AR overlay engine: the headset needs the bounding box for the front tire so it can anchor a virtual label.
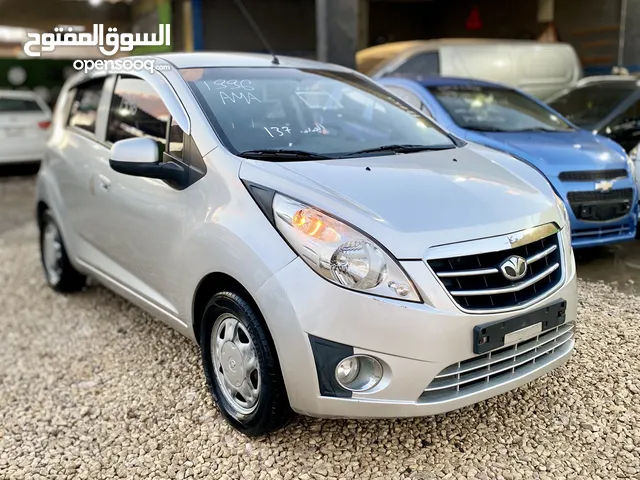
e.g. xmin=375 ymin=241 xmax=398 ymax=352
xmin=200 ymin=291 xmax=293 ymax=436
xmin=39 ymin=210 xmax=86 ymax=293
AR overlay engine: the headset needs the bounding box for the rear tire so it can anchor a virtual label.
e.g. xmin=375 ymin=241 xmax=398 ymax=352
xmin=200 ymin=291 xmax=293 ymax=436
xmin=39 ymin=210 xmax=86 ymax=293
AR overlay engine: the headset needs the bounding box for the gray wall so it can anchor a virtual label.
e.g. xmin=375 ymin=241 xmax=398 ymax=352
xmin=189 ymin=0 xmax=638 ymax=72
xmin=200 ymin=0 xmax=316 ymax=57
xmin=172 ymin=0 xmax=186 ymax=52
xmin=624 ymin=0 xmax=640 ymax=68
xmin=316 ymin=0 xmax=362 ymax=68
xmin=369 ymin=0 xmax=542 ymax=45
xmin=554 ymin=0 xmax=622 ymax=71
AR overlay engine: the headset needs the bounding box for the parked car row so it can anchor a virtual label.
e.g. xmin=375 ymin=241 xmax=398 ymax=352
xmin=1 ymin=46 xmax=637 ymax=437
xmin=1 ymin=45 xmax=639 ymax=252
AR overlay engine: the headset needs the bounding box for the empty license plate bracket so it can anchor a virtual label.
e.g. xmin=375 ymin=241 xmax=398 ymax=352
xmin=473 ymin=300 xmax=567 ymax=354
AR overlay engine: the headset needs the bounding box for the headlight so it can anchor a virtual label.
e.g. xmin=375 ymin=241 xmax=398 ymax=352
xmin=555 ymin=194 xmax=570 ymax=227
xmin=626 ymin=153 xmax=636 ymax=179
xmin=272 ymin=194 xmax=421 ymax=302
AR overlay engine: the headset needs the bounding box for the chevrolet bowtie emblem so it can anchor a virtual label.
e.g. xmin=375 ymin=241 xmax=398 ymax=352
xmin=594 ymin=180 xmax=614 ymax=192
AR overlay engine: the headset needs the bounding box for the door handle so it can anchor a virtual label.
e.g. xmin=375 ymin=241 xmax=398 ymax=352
xmin=98 ymin=174 xmax=111 ymax=191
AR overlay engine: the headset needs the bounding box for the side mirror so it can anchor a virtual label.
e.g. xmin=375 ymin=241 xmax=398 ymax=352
xmin=109 ymin=137 xmax=184 ymax=184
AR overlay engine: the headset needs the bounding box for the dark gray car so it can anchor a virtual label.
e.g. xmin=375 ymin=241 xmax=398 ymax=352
xmin=548 ymin=76 xmax=640 ymax=153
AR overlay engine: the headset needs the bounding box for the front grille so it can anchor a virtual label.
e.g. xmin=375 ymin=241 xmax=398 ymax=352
xmin=427 ymin=233 xmax=562 ymax=312
xmin=419 ymin=322 xmax=574 ymax=404
xmin=567 ymin=188 xmax=633 ymax=203
xmin=559 ymin=169 xmax=627 ymax=182
xmin=567 ymin=188 xmax=633 ymax=221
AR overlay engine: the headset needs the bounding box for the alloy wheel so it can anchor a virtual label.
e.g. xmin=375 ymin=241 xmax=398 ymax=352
xmin=211 ymin=313 xmax=261 ymax=417
xmin=42 ymin=222 xmax=63 ymax=286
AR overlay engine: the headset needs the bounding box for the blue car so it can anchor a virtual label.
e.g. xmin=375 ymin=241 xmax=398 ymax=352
xmin=379 ymin=76 xmax=638 ymax=248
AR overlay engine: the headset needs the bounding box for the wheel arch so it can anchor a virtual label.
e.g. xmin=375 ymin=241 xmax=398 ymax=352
xmin=36 ymin=200 xmax=49 ymax=228
xmin=192 ymin=271 xmax=260 ymax=344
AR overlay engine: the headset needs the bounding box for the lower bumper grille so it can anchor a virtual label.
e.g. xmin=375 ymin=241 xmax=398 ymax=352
xmin=567 ymin=188 xmax=633 ymax=222
xmin=419 ymin=322 xmax=575 ymax=404
xmin=572 ymin=224 xmax=633 ymax=241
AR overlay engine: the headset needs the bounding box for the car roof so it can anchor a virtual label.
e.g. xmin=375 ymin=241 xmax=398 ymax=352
xmin=0 ymin=89 xmax=43 ymax=99
xmin=576 ymin=75 xmax=640 ymax=87
xmin=358 ymin=38 xmax=506 ymax=58
xmin=386 ymin=76 xmax=509 ymax=89
xmin=356 ymin=38 xmax=573 ymax=60
xmin=154 ymin=52 xmax=352 ymax=72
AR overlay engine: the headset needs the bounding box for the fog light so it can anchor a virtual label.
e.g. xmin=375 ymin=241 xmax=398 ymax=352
xmin=335 ymin=355 xmax=383 ymax=392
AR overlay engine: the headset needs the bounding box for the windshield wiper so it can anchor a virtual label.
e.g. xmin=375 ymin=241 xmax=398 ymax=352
xmin=467 ymin=126 xmax=509 ymax=132
xmin=237 ymin=149 xmax=335 ymax=161
xmin=340 ymin=143 xmax=455 ymax=157
xmin=509 ymin=127 xmax=568 ymax=132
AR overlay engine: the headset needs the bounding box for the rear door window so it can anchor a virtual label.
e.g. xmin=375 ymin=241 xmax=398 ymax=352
xmin=68 ymin=79 xmax=106 ymax=134
xmin=0 ymin=97 xmax=44 ymax=113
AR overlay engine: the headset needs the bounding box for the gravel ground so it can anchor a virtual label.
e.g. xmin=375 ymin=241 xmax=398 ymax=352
xmin=0 ymin=173 xmax=38 ymax=235
xmin=1 ymin=222 xmax=640 ymax=479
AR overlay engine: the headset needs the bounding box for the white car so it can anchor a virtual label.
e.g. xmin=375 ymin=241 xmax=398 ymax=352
xmin=0 ymin=90 xmax=52 ymax=165
xmin=36 ymin=53 xmax=577 ymax=436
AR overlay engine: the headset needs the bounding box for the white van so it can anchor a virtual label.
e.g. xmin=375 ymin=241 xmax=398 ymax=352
xmin=357 ymin=39 xmax=583 ymax=100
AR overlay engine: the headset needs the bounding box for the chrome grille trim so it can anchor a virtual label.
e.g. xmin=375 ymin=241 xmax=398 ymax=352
xmin=420 ymin=323 xmax=575 ymax=402
xmin=437 ymin=267 xmax=499 ymax=278
xmin=526 ymin=245 xmax=557 ymax=264
xmin=450 ymin=263 xmax=559 ymax=296
xmin=434 ymin=244 xmax=557 ymax=279
xmin=425 ymin=223 xmax=565 ymax=313
xmin=424 ymin=223 xmax=560 ymax=261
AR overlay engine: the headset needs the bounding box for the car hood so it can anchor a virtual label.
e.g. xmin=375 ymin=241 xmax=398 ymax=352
xmin=466 ymin=130 xmax=629 ymax=176
xmin=239 ymin=144 xmax=562 ymax=259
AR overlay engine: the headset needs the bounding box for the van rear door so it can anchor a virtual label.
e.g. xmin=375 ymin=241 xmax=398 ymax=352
xmin=514 ymin=43 xmax=582 ymax=100
xmin=440 ymin=45 xmax=517 ymax=87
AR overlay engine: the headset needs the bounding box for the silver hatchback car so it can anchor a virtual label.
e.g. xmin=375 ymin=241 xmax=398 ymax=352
xmin=37 ymin=53 xmax=577 ymax=436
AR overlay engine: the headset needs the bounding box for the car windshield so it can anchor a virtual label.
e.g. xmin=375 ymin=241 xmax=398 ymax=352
xmin=548 ymin=83 xmax=637 ymax=128
xmin=428 ymin=85 xmax=574 ymax=132
xmin=181 ymin=67 xmax=455 ymax=158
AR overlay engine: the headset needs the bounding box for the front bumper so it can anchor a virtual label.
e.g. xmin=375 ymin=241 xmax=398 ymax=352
xmin=571 ymin=219 xmax=637 ymax=248
xmin=255 ymin=235 xmax=577 ymax=419
xmin=570 ymin=214 xmax=637 ymax=248
xmin=560 ymin=183 xmax=639 ymax=248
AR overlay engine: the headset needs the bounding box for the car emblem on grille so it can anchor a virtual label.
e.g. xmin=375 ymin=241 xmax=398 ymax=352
xmin=500 ymin=255 xmax=527 ymax=281
xmin=594 ymin=180 xmax=614 ymax=192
